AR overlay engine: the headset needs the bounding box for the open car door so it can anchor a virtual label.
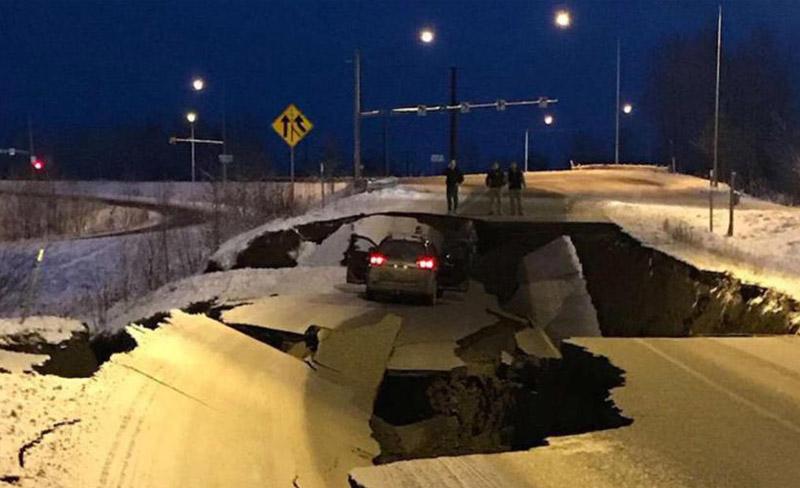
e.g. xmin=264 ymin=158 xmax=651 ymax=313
xmin=345 ymin=234 xmax=378 ymax=284
xmin=438 ymin=240 xmax=473 ymax=292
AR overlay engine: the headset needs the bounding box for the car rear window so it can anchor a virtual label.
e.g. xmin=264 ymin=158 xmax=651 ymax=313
xmin=379 ymin=240 xmax=427 ymax=261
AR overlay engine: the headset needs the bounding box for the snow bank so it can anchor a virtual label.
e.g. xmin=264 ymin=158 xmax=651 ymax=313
xmin=296 ymin=215 xmax=426 ymax=266
xmin=210 ymin=187 xmax=439 ymax=270
xmin=605 ymin=200 xmax=800 ymax=300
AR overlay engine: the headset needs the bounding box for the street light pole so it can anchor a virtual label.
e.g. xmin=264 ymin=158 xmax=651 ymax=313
xmin=615 ymin=37 xmax=621 ymax=164
xmin=449 ymin=66 xmax=458 ymax=165
xmin=713 ymin=4 xmax=723 ymax=187
xmin=190 ymin=122 xmax=196 ymax=183
xmin=353 ymin=49 xmax=362 ymax=182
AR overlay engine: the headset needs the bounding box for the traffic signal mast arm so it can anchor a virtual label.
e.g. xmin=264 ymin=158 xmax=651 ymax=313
xmin=359 ymin=96 xmax=559 ymax=117
xmin=0 ymin=148 xmax=31 ymax=156
xmin=168 ymin=137 xmax=224 ymax=145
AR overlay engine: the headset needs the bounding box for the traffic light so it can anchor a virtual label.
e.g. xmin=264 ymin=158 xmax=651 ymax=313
xmin=30 ymin=156 xmax=45 ymax=172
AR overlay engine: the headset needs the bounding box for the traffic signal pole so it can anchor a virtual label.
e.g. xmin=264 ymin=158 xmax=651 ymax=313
xmin=353 ymin=49 xmax=362 ymax=182
xmin=449 ymin=67 xmax=458 ymax=165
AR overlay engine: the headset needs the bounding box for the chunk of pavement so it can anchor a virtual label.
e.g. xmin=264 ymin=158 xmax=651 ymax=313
xmin=313 ymin=313 xmax=402 ymax=409
xmin=516 ymin=236 xmax=583 ymax=283
xmin=387 ymin=342 xmax=466 ymax=372
xmin=505 ymin=235 xmax=600 ymax=343
xmin=514 ymin=327 xmax=562 ymax=360
xmin=504 ymin=278 xmax=581 ymax=327
xmin=544 ymin=292 xmax=602 ymax=343
xmin=0 ymin=349 xmax=49 ymax=374
xmin=455 ymin=322 xmax=519 ymax=365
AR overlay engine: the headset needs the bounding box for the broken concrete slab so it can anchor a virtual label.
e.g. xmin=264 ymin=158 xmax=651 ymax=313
xmin=0 ymin=349 xmax=49 ymax=374
xmin=544 ymin=292 xmax=602 ymax=343
xmin=516 ymin=236 xmax=583 ymax=283
xmin=220 ymin=292 xmax=373 ymax=334
xmin=387 ymin=342 xmax=466 ymax=372
xmin=504 ymin=236 xmax=601 ymax=343
xmin=313 ymin=313 xmax=402 ymax=410
xmin=504 ymin=278 xmax=581 ymax=326
xmin=56 ymin=310 xmax=380 ymax=488
xmin=515 ymin=327 xmax=561 ymax=360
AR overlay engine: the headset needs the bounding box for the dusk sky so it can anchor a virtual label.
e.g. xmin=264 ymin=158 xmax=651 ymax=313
xmin=1 ymin=0 xmax=799 ymax=174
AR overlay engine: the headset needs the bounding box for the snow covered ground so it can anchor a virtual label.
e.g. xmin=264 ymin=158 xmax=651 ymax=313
xmin=605 ymin=199 xmax=800 ymax=299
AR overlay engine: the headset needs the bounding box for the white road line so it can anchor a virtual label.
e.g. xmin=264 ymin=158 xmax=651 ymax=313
xmin=635 ymin=339 xmax=800 ymax=436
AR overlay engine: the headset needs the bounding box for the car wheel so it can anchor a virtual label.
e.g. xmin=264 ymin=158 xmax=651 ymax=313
xmin=366 ymin=289 xmax=377 ymax=301
xmin=436 ymin=288 xmax=444 ymax=299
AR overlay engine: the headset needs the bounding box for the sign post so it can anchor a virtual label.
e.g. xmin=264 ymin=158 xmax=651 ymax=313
xmin=272 ymin=104 xmax=314 ymax=206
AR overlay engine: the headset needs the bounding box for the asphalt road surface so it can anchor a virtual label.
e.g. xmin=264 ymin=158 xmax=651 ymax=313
xmin=352 ymin=335 xmax=800 ymax=487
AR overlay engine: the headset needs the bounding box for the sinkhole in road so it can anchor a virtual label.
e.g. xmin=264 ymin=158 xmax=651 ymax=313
xmin=371 ymin=343 xmax=631 ymax=463
xmin=200 ymin=212 xmax=800 ymax=463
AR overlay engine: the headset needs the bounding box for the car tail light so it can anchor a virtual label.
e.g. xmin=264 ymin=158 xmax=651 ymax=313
xmin=369 ymin=252 xmax=387 ymax=267
xmin=416 ymin=256 xmax=437 ymax=270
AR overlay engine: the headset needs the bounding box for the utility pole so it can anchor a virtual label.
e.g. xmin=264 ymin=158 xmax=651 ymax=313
xmin=382 ymin=116 xmax=389 ymax=176
xmin=449 ymin=67 xmax=458 ymax=165
xmin=27 ymin=115 xmax=35 ymax=161
xmin=524 ymin=129 xmax=530 ymax=172
xmin=614 ymin=38 xmax=621 ymax=165
xmin=713 ymin=4 xmax=723 ymax=187
xmin=190 ymin=122 xmax=196 ymax=182
xmin=727 ymin=171 xmax=736 ymax=237
xmin=353 ymin=49 xmax=362 ymax=182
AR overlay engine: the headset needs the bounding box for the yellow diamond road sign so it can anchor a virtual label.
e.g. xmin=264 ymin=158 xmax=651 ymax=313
xmin=272 ymin=104 xmax=313 ymax=147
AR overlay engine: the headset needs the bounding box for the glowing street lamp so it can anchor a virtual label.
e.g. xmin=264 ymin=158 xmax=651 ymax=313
xmin=622 ymin=103 xmax=633 ymax=114
xmin=192 ymin=78 xmax=205 ymax=91
xmin=555 ymin=10 xmax=571 ymax=28
xmin=419 ymin=28 xmax=435 ymax=44
xmin=525 ymin=115 xmax=556 ymax=172
xmin=186 ymin=112 xmax=197 ymax=181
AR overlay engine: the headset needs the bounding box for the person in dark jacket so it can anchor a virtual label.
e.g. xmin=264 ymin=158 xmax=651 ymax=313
xmin=443 ymin=160 xmax=464 ymax=214
xmin=485 ymin=162 xmax=506 ymax=215
xmin=506 ymin=161 xmax=525 ymax=215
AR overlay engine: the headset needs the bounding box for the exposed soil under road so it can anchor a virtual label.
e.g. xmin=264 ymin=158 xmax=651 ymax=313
xmin=473 ymin=220 xmax=800 ymax=337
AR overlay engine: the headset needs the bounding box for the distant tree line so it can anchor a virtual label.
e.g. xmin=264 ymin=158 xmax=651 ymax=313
xmin=645 ymin=27 xmax=799 ymax=200
xmin=0 ymin=115 xmax=360 ymax=182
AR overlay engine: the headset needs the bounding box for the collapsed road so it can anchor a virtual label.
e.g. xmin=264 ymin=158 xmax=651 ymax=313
xmin=4 ymin=169 xmax=800 ymax=488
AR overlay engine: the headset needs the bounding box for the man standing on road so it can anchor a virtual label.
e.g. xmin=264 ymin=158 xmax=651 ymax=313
xmin=507 ymin=161 xmax=525 ymax=216
xmin=443 ymin=160 xmax=464 ymax=214
xmin=485 ymin=162 xmax=506 ymax=215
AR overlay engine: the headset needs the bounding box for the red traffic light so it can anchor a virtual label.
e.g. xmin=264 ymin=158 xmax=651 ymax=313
xmin=31 ymin=157 xmax=45 ymax=172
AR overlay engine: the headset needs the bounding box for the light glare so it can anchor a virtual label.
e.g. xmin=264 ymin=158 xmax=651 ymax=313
xmin=420 ymin=29 xmax=435 ymax=44
xmin=544 ymin=114 xmax=554 ymax=125
xmin=622 ymin=103 xmax=633 ymax=114
xmin=186 ymin=111 xmax=197 ymax=123
xmin=192 ymin=78 xmax=204 ymax=91
xmin=555 ymin=10 xmax=571 ymax=28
